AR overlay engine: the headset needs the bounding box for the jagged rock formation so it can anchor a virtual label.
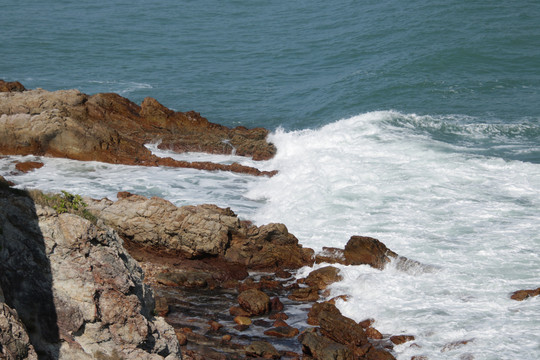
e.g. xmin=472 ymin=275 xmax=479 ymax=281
xmin=0 ymin=81 xmax=276 ymax=176
xmin=0 ymin=182 xmax=181 ymax=359
xmin=85 ymin=192 xmax=314 ymax=271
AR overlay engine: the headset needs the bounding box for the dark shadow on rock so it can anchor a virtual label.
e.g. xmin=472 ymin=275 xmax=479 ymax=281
xmin=0 ymin=180 xmax=60 ymax=359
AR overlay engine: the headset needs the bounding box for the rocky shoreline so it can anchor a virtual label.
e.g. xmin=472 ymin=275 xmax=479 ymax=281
xmin=1 ymin=81 xmax=536 ymax=359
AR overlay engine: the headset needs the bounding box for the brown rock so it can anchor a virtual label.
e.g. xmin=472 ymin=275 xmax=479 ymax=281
xmin=264 ymin=326 xmax=300 ymax=338
xmin=272 ymin=319 xmax=289 ymax=327
xmin=238 ymin=289 xmax=271 ymax=316
xmin=222 ymin=334 xmax=232 ymax=342
xmin=358 ymin=318 xmax=375 ymax=329
xmin=154 ymin=295 xmax=169 ymax=316
xmin=343 ymin=236 xmax=398 ymax=269
xmin=365 ymin=327 xmax=383 ymax=340
xmin=300 ymin=331 xmax=353 ymax=360
xmin=317 ymin=302 xmax=368 ymax=347
xmin=270 ymin=297 xmax=284 ymax=312
xmin=208 ymin=320 xmax=223 ymax=331
xmin=365 ymin=346 xmax=396 ymax=360
xmin=229 ymin=306 xmax=251 ymax=317
xmin=510 ymin=287 xmax=540 ymax=301
xmin=14 ymin=161 xmax=44 ymax=173
xmin=307 ymin=302 xmax=341 ymax=326
xmin=269 ymin=312 xmax=289 ymax=320
xmin=86 ymin=194 xmax=315 ymax=271
xmin=288 ymin=287 xmax=319 ymax=302
xmin=0 ymin=86 xmax=276 ymax=175
xmin=233 ymin=316 xmax=252 ymax=326
xmin=0 ymin=80 xmax=26 ymax=92
xmin=245 ymin=340 xmax=281 ymax=359
xmin=175 ymin=330 xmax=188 ymax=346
xmin=389 ymin=335 xmax=415 ymax=345
xmin=305 ymin=266 xmax=343 ymax=290
xmin=314 ymin=247 xmax=346 ymax=265
xmin=327 ymin=295 xmax=350 ymax=305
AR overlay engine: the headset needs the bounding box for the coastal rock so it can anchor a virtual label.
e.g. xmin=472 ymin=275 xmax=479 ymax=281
xmin=0 ymin=85 xmax=276 ymax=175
xmin=0 ymin=302 xmax=38 ymax=360
xmin=343 ymin=236 xmax=397 ymax=269
xmin=510 ymin=287 xmax=540 ymax=301
xmin=300 ymin=331 xmax=353 ymax=360
xmin=14 ymin=161 xmax=44 ymax=173
xmin=305 ymin=266 xmax=343 ymax=290
xmin=86 ymin=193 xmax=314 ymax=271
xmin=238 ymin=289 xmax=271 ymax=316
xmin=0 ymin=80 xmax=26 ymax=92
xmin=0 ymin=186 xmax=181 ymax=359
xmin=245 ymin=340 xmax=281 ymax=359
xmin=314 ymin=237 xmax=399 ymax=270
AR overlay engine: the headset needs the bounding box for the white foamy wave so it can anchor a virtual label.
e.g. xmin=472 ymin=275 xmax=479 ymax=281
xmin=248 ymin=111 xmax=540 ymax=359
xmin=0 ymin=154 xmax=266 ymax=219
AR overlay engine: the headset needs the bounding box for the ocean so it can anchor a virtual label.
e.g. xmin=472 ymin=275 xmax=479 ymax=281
xmin=1 ymin=1 xmax=539 ymax=359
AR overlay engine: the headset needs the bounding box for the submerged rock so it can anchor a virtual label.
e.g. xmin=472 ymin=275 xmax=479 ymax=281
xmin=510 ymin=287 xmax=540 ymax=301
xmin=0 ymin=84 xmax=276 ymax=176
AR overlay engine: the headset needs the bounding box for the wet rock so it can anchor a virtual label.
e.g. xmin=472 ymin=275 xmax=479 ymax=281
xmin=358 ymin=319 xmax=375 ymax=329
xmin=270 ymin=297 xmax=284 ymax=312
xmin=389 ymin=335 xmax=415 ymax=345
xmin=0 ymin=85 xmax=276 ymax=175
xmin=14 ymin=161 xmax=44 ymax=173
xmin=314 ymin=247 xmax=346 ymax=265
xmin=365 ymin=327 xmax=383 ymax=340
xmin=238 ymin=289 xmax=271 ymax=316
xmin=264 ymin=326 xmax=299 ymax=338
xmin=269 ymin=312 xmax=289 ymax=320
xmin=229 ymin=306 xmax=251 ymax=317
xmin=316 ymin=303 xmax=368 ymax=347
xmin=343 ymin=236 xmax=398 ymax=269
xmin=441 ymin=339 xmax=474 ymax=352
xmin=288 ymin=287 xmax=319 ymax=302
xmin=510 ymin=287 xmax=540 ymax=301
xmin=300 ymin=331 xmax=353 ymax=360
xmin=245 ymin=340 xmax=281 ymax=359
xmin=305 ymin=266 xmax=343 ymax=290
xmin=234 ymin=316 xmax=252 ymax=326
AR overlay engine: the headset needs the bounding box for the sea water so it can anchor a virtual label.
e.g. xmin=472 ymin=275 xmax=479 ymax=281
xmin=1 ymin=0 xmax=539 ymax=358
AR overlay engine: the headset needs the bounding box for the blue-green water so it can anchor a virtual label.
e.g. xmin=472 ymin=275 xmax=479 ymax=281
xmin=2 ymin=1 xmax=540 ymax=359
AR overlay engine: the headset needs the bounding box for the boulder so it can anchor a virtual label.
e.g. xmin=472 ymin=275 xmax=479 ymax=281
xmin=343 ymin=236 xmax=397 ymax=269
xmin=305 ymin=266 xmax=343 ymax=290
xmin=300 ymin=331 xmax=353 ymax=360
xmin=238 ymin=289 xmax=271 ymax=316
xmin=0 ymin=186 xmax=181 ymax=359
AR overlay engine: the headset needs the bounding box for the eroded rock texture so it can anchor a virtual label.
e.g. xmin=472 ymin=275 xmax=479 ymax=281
xmin=0 ymin=83 xmax=276 ymax=176
xmin=0 ymin=184 xmax=181 ymax=359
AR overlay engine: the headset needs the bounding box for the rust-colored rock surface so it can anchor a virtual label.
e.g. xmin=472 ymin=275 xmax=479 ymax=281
xmin=510 ymin=287 xmax=540 ymax=301
xmin=343 ymin=236 xmax=398 ymax=269
xmin=305 ymin=266 xmax=343 ymax=290
xmin=86 ymin=193 xmax=314 ymax=271
xmin=14 ymin=161 xmax=44 ymax=173
xmin=238 ymin=289 xmax=271 ymax=316
xmin=0 ymin=80 xmax=26 ymax=92
xmin=0 ymin=84 xmax=276 ymax=176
